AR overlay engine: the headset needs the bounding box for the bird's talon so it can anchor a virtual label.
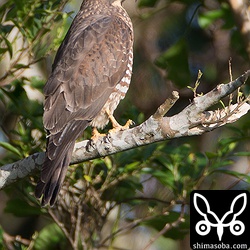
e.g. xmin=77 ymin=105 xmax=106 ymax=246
xmin=91 ymin=127 xmax=106 ymax=142
xmin=124 ymin=119 xmax=134 ymax=129
xmin=108 ymin=119 xmax=133 ymax=134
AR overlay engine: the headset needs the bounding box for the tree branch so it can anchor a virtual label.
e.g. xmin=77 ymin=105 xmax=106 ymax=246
xmin=1 ymin=70 xmax=250 ymax=190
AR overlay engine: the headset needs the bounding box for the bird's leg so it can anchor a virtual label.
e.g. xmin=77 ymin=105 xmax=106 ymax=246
xmin=106 ymin=109 xmax=133 ymax=133
xmin=91 ymin=127 xmax=106 ymax=142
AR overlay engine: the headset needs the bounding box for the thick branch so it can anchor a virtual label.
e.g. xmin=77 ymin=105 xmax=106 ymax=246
xmin=0 ymin=70 xmax=250 ymax=189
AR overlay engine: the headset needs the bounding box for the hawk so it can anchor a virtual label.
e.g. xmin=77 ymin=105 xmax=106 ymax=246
xmin=35 ymin=0 xmax=133 ymax=206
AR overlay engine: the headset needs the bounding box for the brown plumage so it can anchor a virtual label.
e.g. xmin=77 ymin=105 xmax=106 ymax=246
xmin=35 ymin=0 xmax=133 ymax=206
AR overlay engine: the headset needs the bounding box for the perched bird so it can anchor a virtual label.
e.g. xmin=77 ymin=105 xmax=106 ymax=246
xmin=35 ymin=0 xmax=133 ymax=206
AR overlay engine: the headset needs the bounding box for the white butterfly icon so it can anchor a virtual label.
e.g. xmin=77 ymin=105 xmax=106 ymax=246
xmin=193 ymin=193 xmax=247 ymax=241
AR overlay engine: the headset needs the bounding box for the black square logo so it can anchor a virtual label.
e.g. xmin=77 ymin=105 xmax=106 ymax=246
xmin=190 ymin=190 xmax=250 ymax=250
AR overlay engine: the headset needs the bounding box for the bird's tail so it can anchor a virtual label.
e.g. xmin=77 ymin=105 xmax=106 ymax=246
xmin=35 ymin=120 xmax=89 ymax=206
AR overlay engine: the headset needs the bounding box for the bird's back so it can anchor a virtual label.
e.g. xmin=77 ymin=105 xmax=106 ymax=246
xmin=35 ymin=0 xmax=133 ymax=206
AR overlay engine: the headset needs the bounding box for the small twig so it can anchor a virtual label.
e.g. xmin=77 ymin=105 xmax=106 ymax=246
xmin=73 ymin=203 xmax=83 ymax=250
xmin=48 ymin=208 xmax=74 ymax=247
xmin=188 ymin=70 xmax=203 ymax=98
xmin=228 ymin=58 xmax=233 ymax=106
xmin=199 ymin=97 xmax=250 ymax=128
xmin=3 ymin=232 xmax=30 ymax=247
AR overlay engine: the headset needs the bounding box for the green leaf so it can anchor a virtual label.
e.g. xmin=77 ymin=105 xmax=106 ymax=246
xmin=215 ymin=169 xmax=250 ymax=183
xmin=209 ymin=160 xmax=234 ymax=171
xmin=155 ymin=39 xmax=190 ymax=87
xmin=205 ymin=151 xmax=218 ymax=159
xmin=142 ymin=212 xmax=190 ymax=240
xmin=4 ymin=199 xmax=43 ymax=217
xmin=124 ymin=161 xmax=141 ymax=172
xmin=0 ymin=141 xmax=22 ymax=157
xmin=0 ymin=225 xmax=3 ymax=248
xmin=0 ymin=23 xmax=14 ymax=34
xmin=198 ymin=9 xmax=224 ymax=28
xmin=34 ymin=223 xmax=68 ymax=250
xmin=0 ymin=48 xmax=8 ymax=54
xmin=234 ymin=152 xmax=250 ymax=157
xmin=198 ymin=3 xmax=234 ymax=29
xmin=142 ymin=168 xmax=175 ymax=188
xmin=102 ymin=177 xmax=142 ymax=202
xmin=1 ymin=36 xmax=13 ymax=58
xmin=14 ymin=63 xmax=30 ymax=69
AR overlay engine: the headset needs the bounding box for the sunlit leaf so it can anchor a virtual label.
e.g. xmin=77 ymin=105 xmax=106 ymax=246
xmin=198 ymin=3 xmax=233 ymax=29
xmin=33 ymin=223 xmax=67 ymax=250
xmin=0 ymin=141 xmax=22 ymax=157
xmin=198 ymin=9 xmax=224 ymax=28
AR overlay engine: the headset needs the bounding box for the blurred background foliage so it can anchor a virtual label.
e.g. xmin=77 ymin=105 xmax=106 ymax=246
xmin=0 ymin=0 xmax=249 ymax=249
